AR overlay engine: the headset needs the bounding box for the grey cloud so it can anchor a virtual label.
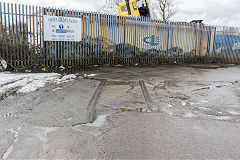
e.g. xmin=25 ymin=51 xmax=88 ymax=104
xmin=174 ymin=0 xmax=240 ymax=26
xmin=3 ymin=0 xmax=240 ymax=27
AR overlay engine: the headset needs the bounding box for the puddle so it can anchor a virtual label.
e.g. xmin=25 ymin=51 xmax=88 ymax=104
xmin=189 ymin=64 xmax=227 ymax=69
xmin=215 ymin=85 xmax=225 ymax=88
xmin=192 ymin=86 xmax=211 ymax=91
xmin=164 ymin=80 xmax=178 ymax=87
xmin=82 ymin=115 xmax=107 ymax=128
xmin=98 ymin=80 xmax=145 ymax=111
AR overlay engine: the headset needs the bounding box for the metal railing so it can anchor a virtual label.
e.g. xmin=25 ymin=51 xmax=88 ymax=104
xmin=0 ymin=2 xmax=239 ymax=67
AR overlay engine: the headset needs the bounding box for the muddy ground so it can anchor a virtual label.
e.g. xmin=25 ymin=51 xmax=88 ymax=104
xmin=0 ymin=64 xmax=240 ymax=159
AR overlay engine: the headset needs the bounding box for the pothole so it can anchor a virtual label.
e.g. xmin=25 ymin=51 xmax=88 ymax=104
xmin=104 ymin=80 xmax=140 ymax=87
xmin=98 ymin=80 xmax=147 ymax=112
xmin=164 ymin=80 xmax=179 ymax=87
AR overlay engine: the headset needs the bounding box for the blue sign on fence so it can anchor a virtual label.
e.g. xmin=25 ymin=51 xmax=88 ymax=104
xmin=142 ymin=35 xmax=160 ymax=46
xmin=215 ymin=35 xmax=240 ymax=53
xmin=56 ymin=24 xmax=68 ymax=33
xmin=43 ymin=15 xmax=82 ymax=42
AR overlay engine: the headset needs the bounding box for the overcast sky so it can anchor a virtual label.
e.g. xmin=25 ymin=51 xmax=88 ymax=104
xmin=3 ymin=0 xmax=240 ymax=27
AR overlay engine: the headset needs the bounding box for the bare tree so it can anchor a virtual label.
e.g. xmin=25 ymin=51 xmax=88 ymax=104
xmin=98 ymin=0 xmax=119 ymax=15
xmin=154 ymin=0 xmax=176 ymax=21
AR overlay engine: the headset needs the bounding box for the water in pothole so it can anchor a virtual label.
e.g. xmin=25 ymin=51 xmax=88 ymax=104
xmin=146 ymin=80 xmax=240 ymax=122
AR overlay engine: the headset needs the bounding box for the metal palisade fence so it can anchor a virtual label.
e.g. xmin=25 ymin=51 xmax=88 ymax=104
xmin=0 ymin=2 xmax=239 ymax=68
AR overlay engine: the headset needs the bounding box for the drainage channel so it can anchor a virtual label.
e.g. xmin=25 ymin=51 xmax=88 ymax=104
xmin=139 ymin=80 xmax=156 ymax=112
xmin=86 ymin=80 xmax=106 ymax=123
xmin=85 ymin=79 xmax=158 ymax=123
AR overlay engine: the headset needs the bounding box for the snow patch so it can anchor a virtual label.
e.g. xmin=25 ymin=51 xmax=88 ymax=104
xmin=167 ymin=103 xmax=174 ymax=108
xmin=0 ymin=73 xmax=61 ymax=94
xmin=209 ymin=85 xmax=215 ymax=89
xmin=183 ymin=112 xmax=194 ymax=118
xmin=18 ymin=79 xmax=49 ymax=93
xmin=213 ymin=116 xmax=232 ymax=120
xmin=83 ymin=115 xmax=107 ymax=128
xmin=55 ymin=74 xmax=77 ymax=84
xmin=116 ymin=64 xmax=123 ymax=67
xmin=52 ymin=87 xmax=62 ymax=92
xmin=198 ymin=107 xmax=211 ymax=111
xmin=229 ymin=111 xmax=240 ymax=115
xmin=0 ymin=72 xmax=79 ymax=96
xmin=181 ymin=101 xmax=186 ymax=106
xmin=84 ymin=74 xmax=97 ymax=78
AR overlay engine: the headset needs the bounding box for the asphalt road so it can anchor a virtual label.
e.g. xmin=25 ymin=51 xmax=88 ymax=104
xmin=1 ymin=64 xmax=240 ymax=159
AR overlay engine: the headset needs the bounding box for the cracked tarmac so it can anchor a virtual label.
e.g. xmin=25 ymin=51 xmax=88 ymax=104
xmin=1 ymin=64 xmax=240 ymax=159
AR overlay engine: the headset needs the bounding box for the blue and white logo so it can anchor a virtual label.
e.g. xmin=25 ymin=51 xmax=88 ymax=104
xmin=142 ymin=35 xmax=160 ymax=46
xmin=56 ymin=24 xmax=67 ymax=33
xmin=59 ymin=24 xmax=64 ymax=29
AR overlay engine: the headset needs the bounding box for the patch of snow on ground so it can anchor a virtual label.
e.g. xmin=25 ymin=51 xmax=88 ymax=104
xmin=55 ymin=74 xmax=77 ymax=84
xmin=181 ymin=101 xmax=186 ymax=106
xmin=84 ymin=74 xmax=97 ymax=78
xmin=229 ymin=111 xmax=240 ymax=115
xmin=167 ymin=103 xmax=174 ymax=108
xmin=183 ymin=112 xmax=194 ymax=118
xmin=213 ymin=116 xmax=232 ymax=120
xmin=52 ymin=87 xmax=62 ymax=92
xmin=0 ymin=72 xmax=79 ymax=96
xmin=83 ymin=115 xmax=107 ymax=128
xmin=0 ymin=72 xmax=61 ymax=94
xmin=198 ymin=107 xmax=211 ymax=111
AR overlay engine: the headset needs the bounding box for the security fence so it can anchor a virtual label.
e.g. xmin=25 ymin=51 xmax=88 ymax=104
xmin=0 ymin=2 xmax=239 ymax=68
